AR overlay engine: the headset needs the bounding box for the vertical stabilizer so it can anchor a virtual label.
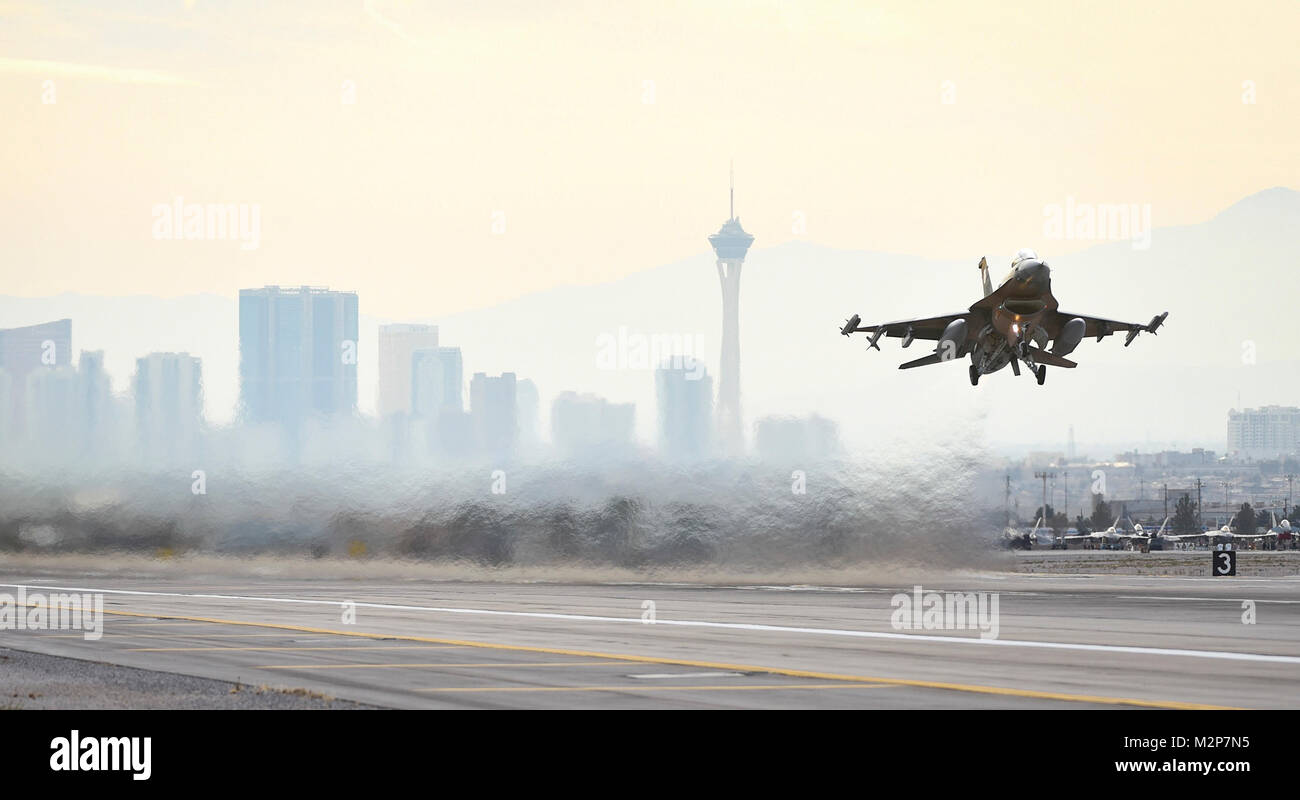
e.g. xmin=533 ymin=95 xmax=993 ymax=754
xmin=979 ymin=257 xmax=993 ymax=296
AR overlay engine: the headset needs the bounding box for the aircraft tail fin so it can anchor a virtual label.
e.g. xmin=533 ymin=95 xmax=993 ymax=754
xmin=1026 ymin=347 xmax=1077 ymax=368
xmin=979 ymin=257 xmax=993 ymax=297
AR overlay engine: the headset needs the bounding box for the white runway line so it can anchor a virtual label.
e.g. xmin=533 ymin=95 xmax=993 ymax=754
xmin=4 ymin=582 xmax=1299 ymax=666
xmin=1023 ymin=574 xmax=1300 ymax=583
xmin=629 ymin=672 xmax=748 ymax=679
xmin=1116 ymin=595 xmax=1300 ymax=603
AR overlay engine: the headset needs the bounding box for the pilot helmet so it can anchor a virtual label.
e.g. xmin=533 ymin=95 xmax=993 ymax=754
xmin=1011 ymin=248 xmax=1038 ymax=267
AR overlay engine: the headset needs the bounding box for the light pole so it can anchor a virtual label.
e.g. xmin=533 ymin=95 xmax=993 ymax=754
xmin=1004 ymin=473 xmax=1012 ymax=528
xmin=1063 ymin=470 xmax=1069 ymax=528
xmin=1035 ymin=470 xmax=1056 ymax=546
xmin=1196 ymin=477 xmax=1203 ymax=530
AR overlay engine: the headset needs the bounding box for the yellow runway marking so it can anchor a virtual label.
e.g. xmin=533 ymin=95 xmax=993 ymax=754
xmin=127 ymin=645 xmax=463 ymax=652
xmin=106 ymin=623 xmax=248 ymax=628
xmin=68 ymin=606 xmax=1235 ymax=709
xmin=47 ymin=632 xmax=335 ymax=639
xmin=256 ymin=661 xmax=636 ymax=670
xmin=419 ymin=683 xmax=893 ymax=693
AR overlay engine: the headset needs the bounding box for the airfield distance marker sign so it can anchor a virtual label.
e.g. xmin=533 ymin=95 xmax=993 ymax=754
xmin=1213 ymin=550 xmax=1236 ymax=577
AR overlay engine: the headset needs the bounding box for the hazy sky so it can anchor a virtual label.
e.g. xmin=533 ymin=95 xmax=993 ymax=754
xmin=3 ymin=1 xmax=1298 ymax=320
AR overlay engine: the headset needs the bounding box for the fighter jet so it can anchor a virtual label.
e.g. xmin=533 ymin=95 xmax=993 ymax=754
xmin=1003 ymin=516 xmax=1042 ymax=550
xmin=1208 ymin=517 xmax=1278 ymax=545
xmin=1123 ymin=517 xmax=1201 ymax=550
xmin=1269 ymin=511 xmax=1293 ymax=538
xmin=840 ymin=250 xmax=1168 ymax=385
xmin=1062 ymin=516 xmax=1128 ymax=548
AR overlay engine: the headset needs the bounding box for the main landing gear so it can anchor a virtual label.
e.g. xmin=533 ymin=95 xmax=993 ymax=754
xmin=1035 ymin=364 xmax=1047 ymax=385
xmin=969 ymin=364 xmax=980 ymax=386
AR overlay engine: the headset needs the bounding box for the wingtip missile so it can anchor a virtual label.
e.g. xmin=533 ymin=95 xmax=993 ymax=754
xmin=1126 ymin=311 xmax=1167 ymax=346
xmin=840 ymin=313 xmax=861 ymax=336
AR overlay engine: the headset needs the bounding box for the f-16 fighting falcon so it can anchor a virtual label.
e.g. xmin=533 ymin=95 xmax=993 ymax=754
xmin=840 ymin=249 xmax=1168 ymax=385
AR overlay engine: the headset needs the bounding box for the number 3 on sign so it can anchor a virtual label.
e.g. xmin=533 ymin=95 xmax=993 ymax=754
xmin=1213 ymin=550 xmax=1236 ymax=576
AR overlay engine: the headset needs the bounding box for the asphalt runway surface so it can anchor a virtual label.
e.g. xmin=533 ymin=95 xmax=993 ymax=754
xmin=1 ymin=553 xmax=1298 ymax=709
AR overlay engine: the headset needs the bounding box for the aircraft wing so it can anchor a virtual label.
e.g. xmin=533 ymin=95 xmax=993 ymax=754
xmin=1046 ymin=310 xmax=1169 ymax=346
xmin=841 ymin=312 xmax=970 ymax=342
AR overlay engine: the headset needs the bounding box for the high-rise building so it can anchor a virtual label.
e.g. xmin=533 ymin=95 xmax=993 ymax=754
xmin=470 ymin=372 xmax=517 ymax=456
xmin=378 ymin=324 xmax=438 ymax=418
xmin=411 ymin=347 xmax=463 ymax=417
xmin=1228 ymin=406 xmax=1300 ymax=458
xmin=238 ymin=286 xmax=358 ymax=425
xmin=656 ymin=360 xmax=713 ymax=459
xmin=76 ymin=350 xmax=113 ymax=455
xmin=410 ymin=347 xmax=469 ymax=458
xmin=552 ymin=392 xmax=635 ymax=455
xmin=0 ymin=319 xmax=72 ymax=438
xmin=707 ymin=167 xmax=753 ymax=457
xmin=133 ymin=352 xmax=203 ymax=464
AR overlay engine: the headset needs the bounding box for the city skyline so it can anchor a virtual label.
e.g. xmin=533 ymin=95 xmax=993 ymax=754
xmin=6 ymin=303 xmax=1295 ymax=463
xmin=3 ymin=182 xmax=1298 ymax=453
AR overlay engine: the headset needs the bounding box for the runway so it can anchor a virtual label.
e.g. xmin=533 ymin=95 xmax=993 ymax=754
xmin=1 ymin=557 xmax=1298 ymax=709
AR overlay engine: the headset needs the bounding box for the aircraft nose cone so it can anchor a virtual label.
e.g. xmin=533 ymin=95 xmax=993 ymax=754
xmin=1015 ymin=260 xmax=1045 ymax=280
xmin=1014 ymin=259 xmax=1049 ymax=289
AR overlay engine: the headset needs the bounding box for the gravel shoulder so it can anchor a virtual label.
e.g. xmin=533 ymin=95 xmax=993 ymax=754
xmin=0 ymin=646 xmax=377 ymax=710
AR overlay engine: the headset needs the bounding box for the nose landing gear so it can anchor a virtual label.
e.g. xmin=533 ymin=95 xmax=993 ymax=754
xmin=969 ymin=364 xmax=980 ymax=386
xmin=1036 ymin=364 xmax=1047 ymax=385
